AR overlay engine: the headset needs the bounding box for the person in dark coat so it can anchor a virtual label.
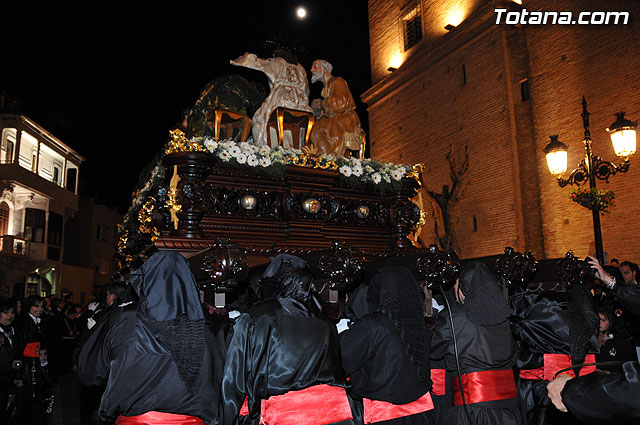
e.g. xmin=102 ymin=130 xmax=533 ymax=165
xmin=220 ymin=254 xmax=351 ymax=425
xmin=0 ymin=298 xmax=20 ymax=423
xmin=339 ymin=266 xmax=436 ymax=425
xmin=431 ymin=261 xmax=521 ymax=425
xmin=77 ymin=250 xmax=226 ymax=425
xmin=14 ymin=295 xmax=55 ymax=425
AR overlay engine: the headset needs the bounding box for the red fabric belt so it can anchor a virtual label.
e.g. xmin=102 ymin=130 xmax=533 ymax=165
xmin=430 ymin=368 xmax=446 ymax=396
xmin=451 ymin=369 xmax=517 ymax=406
xmin=23 ymin=342 xmax=40 ymax=358
xmin=116 ymin=411 xmax=204 ymax=425
xmin=363 ymin=391 xmax=434 ymax=424
xmin=239 ymin=397 xmax=249 ymax=416
xmin=519 ymin=353 xmax=596 ymax=381
xmin=259 ymin=384 xmax=353 ymax=425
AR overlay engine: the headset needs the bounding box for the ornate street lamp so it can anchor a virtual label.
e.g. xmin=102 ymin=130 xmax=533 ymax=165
xmin=544 ymin=97 xmax=636 ymax=264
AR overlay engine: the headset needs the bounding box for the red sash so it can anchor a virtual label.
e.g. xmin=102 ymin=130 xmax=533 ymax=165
xmin=23 ymin=342 xmax=40 ymax=358
xmin=363 ymin=391 xmax=434 ymax=424
xmin=260 ymin=384 xmax=353 ymax=425
xmin=519 ymin=353 xmax=596 ymax=381
xmin=430 ymin=368 xmax=446 ymax=396
xmin=451 ymin=369 xmax=517 ymax=406
xmin=116 ymin=411 xmax=204 ymax=425
xmin=239 ymin=397 xmax=250 ymax=416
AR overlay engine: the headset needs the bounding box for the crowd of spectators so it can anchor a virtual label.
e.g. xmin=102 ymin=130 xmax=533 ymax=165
xmin=0 ymin=290 xmax=111 ymax=424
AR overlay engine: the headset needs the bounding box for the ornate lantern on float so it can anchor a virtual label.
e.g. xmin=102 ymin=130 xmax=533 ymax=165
xmin=317 ymin=242 xmax=365 ymax=302
xmin=187 ymin=237 xmax=248 ymax=307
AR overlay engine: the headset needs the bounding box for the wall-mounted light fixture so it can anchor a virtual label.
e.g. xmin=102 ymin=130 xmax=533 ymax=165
xmin=444 ymin=24 xmax=457 ymax=31
xmin=388 ymin=52 xmax=403 ymax=72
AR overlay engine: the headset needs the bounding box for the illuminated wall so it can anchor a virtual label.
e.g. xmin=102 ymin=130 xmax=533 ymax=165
xmin=365 ymin=0 xmax=640 ymax=262
xmin=368 ymin=0 xmax=491 ymax=84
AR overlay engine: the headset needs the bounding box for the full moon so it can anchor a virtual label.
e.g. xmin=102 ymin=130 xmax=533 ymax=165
xmin=296 ymin=7 xmax=307 ymax=19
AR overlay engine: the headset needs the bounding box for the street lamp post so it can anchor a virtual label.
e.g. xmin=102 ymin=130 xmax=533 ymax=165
xmin=544 ymin=97 xmax=637 ymax=264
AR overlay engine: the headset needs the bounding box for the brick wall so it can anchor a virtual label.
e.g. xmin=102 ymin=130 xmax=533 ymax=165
xmin=365 ymin=0 xmax=640 ymax=263
xmin=368 ymin=0 xmax=491 ymax=84
xmin=524 ymin=0 xmax=640 ymax=263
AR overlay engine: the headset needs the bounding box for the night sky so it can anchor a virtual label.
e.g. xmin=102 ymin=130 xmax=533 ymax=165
xmin=1 ymin=0 xmax=370 ymax=213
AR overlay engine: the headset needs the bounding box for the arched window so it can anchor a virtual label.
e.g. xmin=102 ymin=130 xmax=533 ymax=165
xmin=0 ymin=202 xmax=9 ymax=236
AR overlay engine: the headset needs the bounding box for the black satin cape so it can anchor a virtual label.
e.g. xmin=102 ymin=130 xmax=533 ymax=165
xmin=220 ymin=299 xmax=348 ymax=425
xmin=340 ymin=267 xmax=434 ymax=425
xmin=431 ymin=288 xmax=520 ymax=425
xmin=615 ymin=281 xmax=640 ymax=314
xmin=510 ymin=291 xmax=599 ymax=425
xmin=77 ymin=251 xmax=225 ymax=423
xmin=562 ymin=361 xmax=640 ymax=424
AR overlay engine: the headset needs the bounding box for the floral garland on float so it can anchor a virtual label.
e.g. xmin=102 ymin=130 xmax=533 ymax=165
xmin=116 ymin=129 xmax=423 ymax=264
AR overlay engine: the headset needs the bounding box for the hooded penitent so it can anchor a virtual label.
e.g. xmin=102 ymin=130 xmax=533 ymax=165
xmin=220 ymin=254 xmax=347 ymax=425
xmin=431 ymin=261 xmax=521 ymax=425
xmin=366 ymin=266 xmax=429 ymax=383
xmin=340 ymin=266 xmax=433 ymax=411
xmin=129 ymin=251 xmax=205 ymax=393
xmin=456 ymin=261 xmax=511 ymax=327
xmin=258 ymin=254 xmax=316 ymax=316
xmin=77 ymin=250 xmax=223 ymax=424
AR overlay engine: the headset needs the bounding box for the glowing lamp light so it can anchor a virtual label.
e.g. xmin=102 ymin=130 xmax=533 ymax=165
xmin=607 ymin=112 xmax=637 ymax=159
xmin=296 ymin=7 xmax=307 ymax=19
xmin=544 ymin=135 xmax=569 ymax=176
xmin=447 ymin=8 xmax=465 ymax=27
xmin=388 ymin=52 xmax=403 ymax=71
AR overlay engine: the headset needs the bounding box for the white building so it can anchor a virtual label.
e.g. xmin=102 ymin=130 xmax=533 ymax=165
xmin=0 ymin=113 xmax=84 ymax=298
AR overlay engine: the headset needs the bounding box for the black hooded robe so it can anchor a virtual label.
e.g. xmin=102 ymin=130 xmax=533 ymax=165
xmin=560 ymin=360 xmax=640 ymax=424
xmin=431 ymin=262 xmax=521 ymax=425
xmin=510 ymin=289 xmax=600 ymax=425
xmin=220 ymin=254 xmax=351 ymax=425
xmin=340 ymin=267 xmax=435 ymax=425
xmin=77 ymin=251 xmax=225 ymax=423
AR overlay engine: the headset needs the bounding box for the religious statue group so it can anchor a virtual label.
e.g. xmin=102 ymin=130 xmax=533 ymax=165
xmin=185 ymin=52 xmax=366 ymax=159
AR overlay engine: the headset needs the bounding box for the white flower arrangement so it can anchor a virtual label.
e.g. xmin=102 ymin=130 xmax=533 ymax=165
xmin=190 ymin=137 xmax=416 ymax=188
xmin=391 ymin=169 xmax=404 ymax=181
xmin=247 ymin=154 xmax=258 ymax=167
xmin=259 ymin=157 xmax=272 ymax=167
xmin=259 ymin=145 xmax=271 ymax=156
xmin=339 ymin=165 xmax=353 ymax=177
xmin=228 ymin=146 xmax=242 ymax=157
xmin=204 ymin=139 xmax=218 ymax=152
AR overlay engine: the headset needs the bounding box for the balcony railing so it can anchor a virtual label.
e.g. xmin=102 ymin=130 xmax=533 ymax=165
xmin=0 ymin=235 xmax=29 ymax=256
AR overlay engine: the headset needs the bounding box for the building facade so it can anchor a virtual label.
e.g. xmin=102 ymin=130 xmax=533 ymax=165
xmin=0 ymin=113 xmax=84 ymax=297
xmin=62 ymin=197 xmax=122 ymax=303
xmin=364 ymin=0 xmax=640 ymax=262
